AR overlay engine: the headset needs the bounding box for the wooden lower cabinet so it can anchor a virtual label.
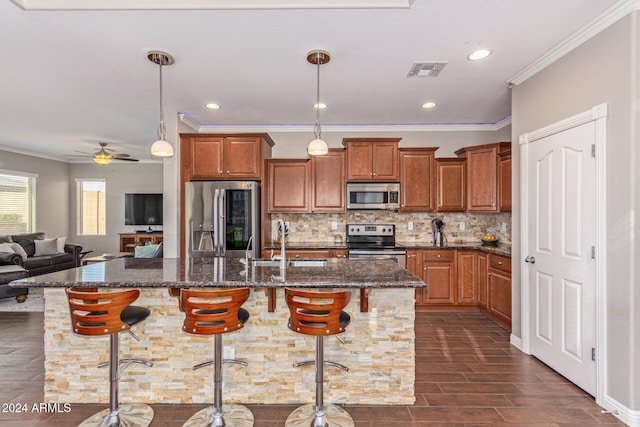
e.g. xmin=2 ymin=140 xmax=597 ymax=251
xmin=119 ymin=233 xmax=163 ymax=253
xmin=477 ymin=252 xmax=488 ymax=307
xmin=420 ymin=250 xmax=456 ymax=305
xmin=487 ymin=254 xmax=512 ymax=330
xmin=457 ymin=250 xmax=478 ymax=304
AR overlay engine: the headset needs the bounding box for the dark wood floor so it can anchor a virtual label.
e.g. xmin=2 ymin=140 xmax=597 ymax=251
xmin=0 ymin=311 xmax=624 ymax=426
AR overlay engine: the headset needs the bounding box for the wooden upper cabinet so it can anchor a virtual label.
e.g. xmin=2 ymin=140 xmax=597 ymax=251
xmin=311 ymin=149 xmax=346 ymax=212
xmin=190 ymin=136 xmax=224 ymax=179
xmin=455 ymin=142 xmax=510 ymax=212
xmin=343 ymin=138 xmax=400 ymax=181
xmin=267 ymin=159 xmax=310 ymax=213
xmin=498 ymin=150 xmax=512 ymax=212
xmin=181 ymin=133 xmax=274 ymax=181
xmin=436 ymin=158 xmax=465 ymax=212
xmin=399 ymin=148 xmax=437 ymax=212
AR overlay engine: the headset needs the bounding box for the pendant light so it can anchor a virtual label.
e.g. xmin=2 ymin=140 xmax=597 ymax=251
xmin=307 ymin=50 xmax=330 ymax=156
xmin=147 ymin=51 xmax=175 ymax=158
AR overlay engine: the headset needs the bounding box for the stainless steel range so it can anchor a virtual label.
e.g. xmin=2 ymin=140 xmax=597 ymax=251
xmin=346 ymin=224 xmax=406 ymax=268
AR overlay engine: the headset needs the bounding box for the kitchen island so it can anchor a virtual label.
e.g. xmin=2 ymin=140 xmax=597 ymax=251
xmin=11 ymin=257 xmax=424 ymax=406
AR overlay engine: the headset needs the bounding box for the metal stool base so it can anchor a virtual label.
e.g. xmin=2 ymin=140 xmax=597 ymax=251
xmin=285 ymin=403 xmax=354 ymax=427
xmin=183 ymin=404 xmax=254 ymax=427
xmin=79 ymin=403 xmax=154 ymax=427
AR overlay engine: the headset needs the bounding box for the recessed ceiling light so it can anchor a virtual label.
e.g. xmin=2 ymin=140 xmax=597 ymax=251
xmin=205 ymin=103 xmax=221 ymax=110
xmin=314 ymin=103 xmax=327 ymax=109
xmin=467 ymin=49 xmax=492 ymax=61
xmin=422 ymin=102 xmax=437 ymax=109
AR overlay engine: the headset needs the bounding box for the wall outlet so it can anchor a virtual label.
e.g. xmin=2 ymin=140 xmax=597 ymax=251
xmin=408 ymin=221 xmax=413 ymax=231
xmin=331 ymin=221 xmax=338 ymax=230
xmin=223 ymin=345 xmax=235 ymax=360
xmin=501 ymin=222 xmax=508 ymax=233
xmin=459 ymin=222 xmax=465 ymax=231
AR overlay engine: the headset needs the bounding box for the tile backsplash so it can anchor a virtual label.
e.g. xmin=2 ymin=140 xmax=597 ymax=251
xmin=271 ymin=212 xmax=512 ymax=245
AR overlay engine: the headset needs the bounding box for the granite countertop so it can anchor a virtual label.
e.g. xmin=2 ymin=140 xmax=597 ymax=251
xmin=10 ymin=257 xmax=425 ymax=289
xmin=264 ymin=241 xmax=347 ymax=250
xmin=396 ymin=241 xmax=512 ymax=257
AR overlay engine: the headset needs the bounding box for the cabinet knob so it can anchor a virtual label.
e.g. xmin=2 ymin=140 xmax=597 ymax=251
xmin=219 ymin=170 xmax=223 ymax=174
xmin=373 ymin=172 xmax=377 ymax=176
xmin=227 ymin=170 xmax=230 ymax=174
xmin=437 ymin=254 xmax=441 ymax=258
xmin=295 ymin=254 xmax=300 ymax=258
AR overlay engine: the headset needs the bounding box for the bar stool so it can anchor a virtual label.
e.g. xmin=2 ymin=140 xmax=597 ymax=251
xmin=284 ymin=288 xmax=354 ymax=427
xmin=66 ymin=288 xmax=154 ymax=427
xmin=180 ymin=288 xmax=254 ymax=427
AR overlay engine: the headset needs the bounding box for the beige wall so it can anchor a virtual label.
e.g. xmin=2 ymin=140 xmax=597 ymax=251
xmin=69 ymin=163 xmax=163 ymax=255
xmin=512 ymin=12 xmax=638 ymax=411
xmin=0 ymin=149 xmax=70 ymax=238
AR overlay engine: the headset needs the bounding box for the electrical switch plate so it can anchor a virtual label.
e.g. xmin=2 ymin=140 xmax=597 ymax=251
xmin=408 ymin=221 xmax=413 ymax=231
xmin=223 ymin=345 xmax=235 ymax=360
xmin=459 ymin=222 xmax=465 ymax=231
xmin=331 ymin=221 xmax=338 ymax=230
xmin=501 ymin=222 xmax=507 ymax=233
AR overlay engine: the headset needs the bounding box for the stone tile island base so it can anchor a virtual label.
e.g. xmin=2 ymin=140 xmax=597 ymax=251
xmin=44 ymin=287 xmax=416 ymax=405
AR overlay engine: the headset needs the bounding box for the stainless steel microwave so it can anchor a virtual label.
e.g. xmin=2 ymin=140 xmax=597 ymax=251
xmin=346 ymin=183 xmax=400 ymax=210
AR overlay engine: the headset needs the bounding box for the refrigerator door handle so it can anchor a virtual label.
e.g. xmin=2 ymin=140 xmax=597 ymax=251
xmin=219 ymin=189 xmax=226 ymax=256
xmin=213 ymin=188 xmax=220 ymax=256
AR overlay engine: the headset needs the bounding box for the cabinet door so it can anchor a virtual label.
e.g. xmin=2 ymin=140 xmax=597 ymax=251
xmin=400 ymin=149 xmax=435 ymax=212
xmin=422 ymin=251 xmax=456 ymax=305
xmin=224 ymin=136 xmax=261 ymax=179
xmin=120 ymin=235 xmax=137 ymax=253
xmin=371 ymin=141 xmax=399 ymax=181
xmin=267 ymin=160 xmax=310 ymax=213
xmin=345 ymin=141 xmax=373 ymax=180
xmin=457 ymin=250 xmax=477 ymax=304
xmin=466 ymin=146 xmax=498 ymax=211
xmin=405 ymin=250 xmax=424 ymax=304
xmin=488 ymin=269 xmax=512 ymax=330
xmin=436 ymin=159 xmax=465 ymax=212
xmin=477 ymin=252 xmax=488 ymax=307
xmin=311 ymin=149 xmax=345 ymax=212
xmin=190 ymin=137 xmax=224 ymax=179
xmin=498 ymin=151 xmax=512 ymax=212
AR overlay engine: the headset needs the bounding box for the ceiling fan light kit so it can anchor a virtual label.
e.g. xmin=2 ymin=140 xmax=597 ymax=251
xmin=306 ymin=49 xmax=330 ymax=157
xmin=148 ymin=50 xmax=175 ymax=158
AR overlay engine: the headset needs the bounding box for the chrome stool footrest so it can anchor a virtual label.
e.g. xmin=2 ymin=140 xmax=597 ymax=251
xmin=295 ymin=360 xmax=349 ymax=372
xmin=193 ymin=359 xmax=249 ymax=370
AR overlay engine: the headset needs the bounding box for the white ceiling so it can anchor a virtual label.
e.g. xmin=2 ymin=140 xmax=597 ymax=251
xmin=0 ymin=0 xmax=623 ymax=162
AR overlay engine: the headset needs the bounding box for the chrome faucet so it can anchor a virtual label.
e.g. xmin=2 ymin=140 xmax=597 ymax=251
xmin=277 ymin=219 xmax=286 ymax=270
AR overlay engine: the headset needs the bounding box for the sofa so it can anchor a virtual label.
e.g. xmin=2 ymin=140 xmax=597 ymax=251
xmin=0 ymin=232 xmax=83 ymax=302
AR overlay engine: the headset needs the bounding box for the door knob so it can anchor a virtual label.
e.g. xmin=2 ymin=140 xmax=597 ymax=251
xmin=525 ymin=256 xmax=536 ymax=264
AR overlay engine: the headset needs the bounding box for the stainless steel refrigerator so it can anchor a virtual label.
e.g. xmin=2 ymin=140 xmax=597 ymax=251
xmin=185 ymin=181 xmax=260 ymax=258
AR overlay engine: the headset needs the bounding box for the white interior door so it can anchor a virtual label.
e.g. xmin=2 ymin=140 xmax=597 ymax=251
xmin=525 ymin=121 xmax=597 ymax=395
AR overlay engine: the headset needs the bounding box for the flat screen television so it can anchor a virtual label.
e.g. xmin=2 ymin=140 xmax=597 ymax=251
xmin=124 ymin=193 xmax=163 ymax=226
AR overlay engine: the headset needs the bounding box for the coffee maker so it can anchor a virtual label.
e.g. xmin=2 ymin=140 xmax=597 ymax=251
xmin=431 ymin=218 xmax=444 ymax=247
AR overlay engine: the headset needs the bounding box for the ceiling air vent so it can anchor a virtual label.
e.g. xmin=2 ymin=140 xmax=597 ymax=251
xmin=406 ymin=61 xmax=448 ymax=78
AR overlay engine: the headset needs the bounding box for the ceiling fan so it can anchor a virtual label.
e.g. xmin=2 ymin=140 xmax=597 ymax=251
xmin=67 ymin=142 xmax=139 ymax=165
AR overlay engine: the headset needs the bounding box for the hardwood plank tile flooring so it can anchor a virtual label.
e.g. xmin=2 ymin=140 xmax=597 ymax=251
xmin=0 ymin=311 xmax=624 ymax=426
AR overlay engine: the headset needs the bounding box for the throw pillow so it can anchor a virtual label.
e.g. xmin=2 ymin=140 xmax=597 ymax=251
xmin=34 ymin=238 xmax=59 ymax=256
xmin=0 ymin=242 xmax=15 ymax=254
xmin=11 ymin=233 xmax=46 ymax=257
xmin=10 ymin=243 xmax=28 ymax=260
xmin=56 ymin=236 xmax=67 ymax=253
xmin=134 ymin=244 xmax=160 ymax=258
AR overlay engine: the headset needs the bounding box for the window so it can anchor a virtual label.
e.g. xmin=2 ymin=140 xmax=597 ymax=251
xmin=77 ymin=179 xmax=106 ymax=235
xmin=0 ymin=170 xmax=37 ymax=234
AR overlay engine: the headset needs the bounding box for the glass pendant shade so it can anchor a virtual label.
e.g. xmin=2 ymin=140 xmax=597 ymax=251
xmin=150 ymin=139 xmax=174 ymax=157
xmin=307 ymin=138 xmax=329 ymax=156
xmin=93 ymin=153 xmax=112 ymax=165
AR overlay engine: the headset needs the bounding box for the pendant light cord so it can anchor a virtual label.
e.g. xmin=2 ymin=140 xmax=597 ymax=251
xmin=157 ymin=61 xmax=166 ymax=141
xmin=314 ymin=56 xmax=321 ymax=139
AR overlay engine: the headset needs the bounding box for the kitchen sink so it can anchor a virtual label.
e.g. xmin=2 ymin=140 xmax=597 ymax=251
xmin=250 ymin=259 xmax=327 ymax=267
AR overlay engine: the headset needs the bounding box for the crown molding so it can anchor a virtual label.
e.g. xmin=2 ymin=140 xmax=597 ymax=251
xmin=10 ymin=0 xmax=414 ymax=10
xmin=0 ymin=144 xmax=67 ymax=162
xmin=508 ymin=0 xmax=640 ymax=86
xmin=179 ymin=113 xmax=511 ymax=133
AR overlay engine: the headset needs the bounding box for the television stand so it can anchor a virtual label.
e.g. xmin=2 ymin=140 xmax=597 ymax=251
xmin=119 ymin=232 xmax=164 ymax=253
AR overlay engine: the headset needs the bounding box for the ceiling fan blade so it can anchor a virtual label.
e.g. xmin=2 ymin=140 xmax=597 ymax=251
xmin=114 ymin=157 xmax=139 ymax=162
xmin=111 ymin=153 xmax=131 ymax=158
